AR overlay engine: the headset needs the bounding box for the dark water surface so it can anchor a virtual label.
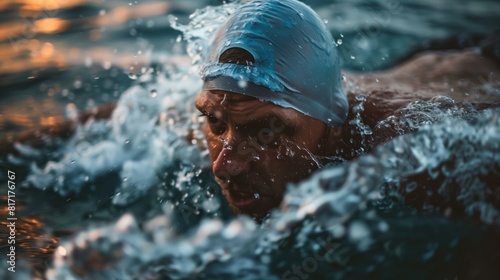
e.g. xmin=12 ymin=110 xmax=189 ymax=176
xmin=0 ymin=0 xmax=500 ymax=279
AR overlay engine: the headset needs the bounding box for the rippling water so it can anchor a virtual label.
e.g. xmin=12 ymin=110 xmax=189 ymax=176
xmin=1 ymin=0 xmax=500 ymax=279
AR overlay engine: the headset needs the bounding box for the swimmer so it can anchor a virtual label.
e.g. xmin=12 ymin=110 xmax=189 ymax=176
xmin=194 ymin=0 xmax=500 ymax=219
xmin=1 ymin=0 xmax=499 ymax=220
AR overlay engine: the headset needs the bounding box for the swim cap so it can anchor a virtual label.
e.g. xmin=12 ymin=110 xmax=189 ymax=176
xmin=200 ymin=0 xmax=348 ymax=128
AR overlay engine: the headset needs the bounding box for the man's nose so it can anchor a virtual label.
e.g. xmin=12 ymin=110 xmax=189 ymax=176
xmin=212 ymin=142 xmax=251 ymax=181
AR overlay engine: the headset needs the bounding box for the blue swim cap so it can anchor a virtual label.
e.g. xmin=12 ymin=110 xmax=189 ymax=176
xmin=200 ymin=0 xmax=348 ymax=128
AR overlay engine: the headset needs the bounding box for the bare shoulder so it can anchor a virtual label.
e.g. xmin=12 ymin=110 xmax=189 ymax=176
xmin=344 ymin=50 xmax=500 ymax=124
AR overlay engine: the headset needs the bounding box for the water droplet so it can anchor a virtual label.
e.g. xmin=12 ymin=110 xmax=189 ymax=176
xmin=323 ymin=19 xmax=328 ymax=24
xmin=349 ymin=221 xmax=370 ymax=241
xmin=394 ymin=145 xmax=404 ymax=153
xmin=84 ymin=57 xmax=92 ymax=67
xmin=237 ymin=80 xmax=248 ymax=88
xmin=103 ymin=61 xmax=111 ymax=69
xmin=128 ymin=73 xmax=137 ymax=80
xmin=123 ymin=177 xmax=128 ymax=182
xmin=150 ymin=89 xmax=158 ymax=97
xmin=331 ymin=224 xmax=346 ymax=238
xmin=336 ymin=39 xmax=343 ymax=45
xmin=355 ymin=94 xmax=366 ymax=102
xmin=125 ymin=140 xmax=130 ymax=144
xmin=176 ymin=35 xmax=182 ymax=43
xmin=405 ymin=182 xmax=417 ymax=193
xmin=350 ymin=55 xmax=356 ymax=60
xmin=378 ymin=221 xmax=389 ymax=232
xmin=254 ymin=193 xmax=260 ymax=199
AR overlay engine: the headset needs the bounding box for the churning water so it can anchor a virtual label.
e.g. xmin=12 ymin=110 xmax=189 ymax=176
xmin=1 ymin=0 xmax=500 ymax=279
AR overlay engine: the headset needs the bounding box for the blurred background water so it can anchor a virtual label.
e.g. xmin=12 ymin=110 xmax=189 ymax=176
xmin=1 ymin=0 xmax=500 ymax=279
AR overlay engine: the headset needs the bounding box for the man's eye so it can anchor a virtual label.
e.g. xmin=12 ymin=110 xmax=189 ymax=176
xmin=207 ymin=115 xmax=220 ymax=124
xmin=203 ymin=114 xmax=227 ymax=134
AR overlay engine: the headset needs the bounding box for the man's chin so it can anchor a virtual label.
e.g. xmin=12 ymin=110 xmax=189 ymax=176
xmin=230 ymin=206 xmax=272 ymax=221
xmin=223 ymin=192 xmax=278 ymax=220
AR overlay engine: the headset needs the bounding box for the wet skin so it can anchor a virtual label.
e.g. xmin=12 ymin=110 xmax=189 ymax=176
xmin=195 ymin=90 xmax=341 ymax=219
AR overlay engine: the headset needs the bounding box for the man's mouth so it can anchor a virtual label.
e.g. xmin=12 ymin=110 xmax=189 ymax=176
xmin=226 ymin=188 xmax=262 ymax=209
xmin=219 ymin=182 xmax=281 ymax=219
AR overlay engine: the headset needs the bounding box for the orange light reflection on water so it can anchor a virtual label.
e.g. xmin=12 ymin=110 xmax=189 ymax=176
xmin=0 ymin=39 xmax=65 ymax=76
xmin=0 ymin=21 xmax=27 ymax=41
xmin=0 ymin=1 xmax=172 ymax=76
xmin=0 ymin=94 xmax=67 ymax=130
xmin=0 ymin=1 xmax=173 ymax=132
xmin=1 ymin=0 xmax=90 ymax=12
xmin=35 ymin=17 xmax=69 ymax=34
xmin=0 ymin=196 xmax=59 ymax=272
xmin=8 ymin=113 xmax=34 ymax=128
xmin=40 ymin=116 xmax=65 ymax=126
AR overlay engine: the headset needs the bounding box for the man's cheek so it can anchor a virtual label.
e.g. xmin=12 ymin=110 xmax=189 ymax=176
xmin=277 ymin=140 xmax=298 ymax=159
xmin=221 ymin=190 xmax=240 ymax=213
xmin=206 ymin=138 xmax=223 ymax=160
xmin=237 ymin=139 xmax=258 ymax=158
xmin=268 ymin=179 xmax=286 ymax=198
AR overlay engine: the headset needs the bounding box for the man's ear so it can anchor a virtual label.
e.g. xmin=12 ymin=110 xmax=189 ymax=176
xmin=320 ymin=125 xmax=342 ymax=155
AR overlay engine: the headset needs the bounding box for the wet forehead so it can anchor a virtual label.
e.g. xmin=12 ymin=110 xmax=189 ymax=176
xmin=195 ymin=90 xmax=301 ymax=123
xmin=196 ymin=90 xmax=261 ymax=111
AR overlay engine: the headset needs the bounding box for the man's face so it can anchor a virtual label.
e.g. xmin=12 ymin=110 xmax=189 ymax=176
xmin=195 ymin=90 xmax=332 ymax=219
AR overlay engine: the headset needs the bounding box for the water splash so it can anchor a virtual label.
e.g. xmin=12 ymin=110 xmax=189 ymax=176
xmin=4 ymin=1 xmax=500 ymax=278
xmin=14 ymin=3 xmax=236 ymax=205
xmin=169 ymin=2 xmax=239 ymax=65
xmin=46 ymin=109 xmax=500 ymax=279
